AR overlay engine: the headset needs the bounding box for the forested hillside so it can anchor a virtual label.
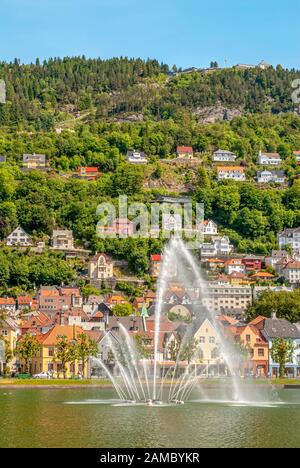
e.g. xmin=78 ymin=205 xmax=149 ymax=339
xmin=0 ymin=57 xmax=300 ymax=291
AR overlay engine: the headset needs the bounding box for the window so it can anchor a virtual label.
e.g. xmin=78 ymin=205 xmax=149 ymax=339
xmin=1 ymin=330 xmax=8 ymax=336
xmin=209 ymin=337 xmax=215 ymax=344
xmin=246 ymin=335 xmax=251 ymax=342
xmin=48 ymin=347 xmax=55 ymax=357
xmin=199 ymin=336 xmax=205 ymax=343
xmin=258 ymin=349 xmax=265 ymax=357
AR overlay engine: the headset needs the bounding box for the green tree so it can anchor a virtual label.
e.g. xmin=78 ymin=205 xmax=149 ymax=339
xmin=75 ymin=333 xmax=98 ymax=378
xmin=271 ymin=338 xmax=295 ymax=379
xmin=112 ymin=303 xmax=133 ymax=317
xmin=16 ymin=334 xmax=41 ymax=374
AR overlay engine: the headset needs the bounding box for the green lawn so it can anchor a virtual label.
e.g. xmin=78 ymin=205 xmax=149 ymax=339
xmin=0 ymin=378 xmax=112 ymax=386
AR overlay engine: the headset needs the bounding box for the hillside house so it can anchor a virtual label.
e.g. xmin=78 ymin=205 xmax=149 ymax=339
xmin=52 ymin=229 xmax=74 ymax=251
xmin=258 ymin=151 xmax=282 ymax=166
xmin=23 ymin=153 xmax=46 ymax=170
xmin=88 ymin=253 xmax=114 ymax=281
xmin=76 ymin=166 xmax=100 ymax=180
xmin=224 ymin=259 xmax=246 ymax=275
xmin=126 ymin=150 xmax=147 ymax=164
xmin=6 ymin=227 xmax=32 ymax=247
xmin=257 ymin=170 xmax=286 ymax=184
xmin=0 ymin=297 xmax=16 ymax=314
xmin=200 ymin=236 xmax=233 ymax=257
xmin=213 ymin=149 xmax=237 ymax=162
xmin=176 ymin=146 xmax=194 ymax=159
xmin=97 ymin=218 xmax=134 ymax=238
xmin=217 ymin=166 xmax=246 ymax=181
xmin=198 ymin=220 xmax=218 ymax=236
xmin=282 ymin=261 xmax=300 ymax=284
xmin=278 ymin=228 xmax=300 ymax=252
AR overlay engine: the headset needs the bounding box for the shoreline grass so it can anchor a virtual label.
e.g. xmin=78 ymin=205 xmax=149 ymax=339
xmin=0 ymin=377 xmax=299 ymax=388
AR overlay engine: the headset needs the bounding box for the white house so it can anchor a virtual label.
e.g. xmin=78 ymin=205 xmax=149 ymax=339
xmin=200 ymin=236 xmax=233 ymax=257
xmin=6 ymin=227 xmax=32 ymax=247
xmin=293 ymin=151 xmax=300 ymax=164
xmin=198 ymin=220 xmax=218 ymax=236
xmin=257 ymin=170 xmax=286 ymax=184
xmin=278 ymin=228 xmax=300 ymax=251
xmin=213 ymin=149 xmax=237 ymax=163
xmin=217 ymin=166 xmax=246 ymax=181
xmin=282 ymin=261 xmax=300 ymax=284
xmin=126 ymin=150 xmax=148 ymax=164
xmin=224 ymin=259 xmax=246 ymax=275
xmin=162 ymin=213 xmax=182 ymax=232
xmin=258 ymin=151 xmax=282 ymax=166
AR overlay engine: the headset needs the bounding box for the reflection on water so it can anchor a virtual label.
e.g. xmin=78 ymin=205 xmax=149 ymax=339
xmin=1 ymin=388 xmax=300 ymax=448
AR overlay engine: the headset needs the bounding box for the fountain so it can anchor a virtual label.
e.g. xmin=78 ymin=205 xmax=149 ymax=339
xmin=90 ymin=238 xmax=277 ymax=407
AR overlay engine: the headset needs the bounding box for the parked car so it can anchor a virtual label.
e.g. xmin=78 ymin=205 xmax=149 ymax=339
xmin=32 ymin=372 xmax=51 ymax=379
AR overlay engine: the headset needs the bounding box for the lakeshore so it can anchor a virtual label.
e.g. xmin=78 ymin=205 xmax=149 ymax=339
xmin=0 ymin=378 xmax=300 ymax=389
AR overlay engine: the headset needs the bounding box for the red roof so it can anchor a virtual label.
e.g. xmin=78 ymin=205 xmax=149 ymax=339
xmin=151 ymin=254 xmax=162 ymax=262
xmin=82 ymin=167 xmax=99 ymax=173
xmin=0 ymin=297 xmax=16 ymax=305
xmin=177 ymin=146 xmax=193 ymax=153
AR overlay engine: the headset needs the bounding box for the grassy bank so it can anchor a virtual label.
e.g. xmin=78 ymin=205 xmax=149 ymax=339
xmin=0 ymin=379 xmax=112 ymax=387
xmin=0 ymin=378 xmax=299 ymax=388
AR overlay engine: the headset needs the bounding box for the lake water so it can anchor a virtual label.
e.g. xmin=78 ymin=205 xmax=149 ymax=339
xmin=1 ymin=387 xmax=300 ymax=448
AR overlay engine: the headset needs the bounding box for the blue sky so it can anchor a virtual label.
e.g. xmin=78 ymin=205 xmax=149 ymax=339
xmin=0 ymin=0 xmax=299 ymax=68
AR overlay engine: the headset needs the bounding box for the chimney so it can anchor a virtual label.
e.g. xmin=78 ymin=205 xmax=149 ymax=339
xmin=60 ymin=311 xmax=65 ymax=325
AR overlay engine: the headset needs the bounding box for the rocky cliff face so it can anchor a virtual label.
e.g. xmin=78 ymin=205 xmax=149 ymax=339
xmin=194 ymin=103 xmax=243 ymax=123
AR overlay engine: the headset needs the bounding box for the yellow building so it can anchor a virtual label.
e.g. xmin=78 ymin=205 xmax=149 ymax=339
xmin=22 ymin=324 xmax=88 ymax=378
xmin=193 ymin=317 xmax=224 ymax=375
xmin=0 ymin=318 xmax=19 ymax=374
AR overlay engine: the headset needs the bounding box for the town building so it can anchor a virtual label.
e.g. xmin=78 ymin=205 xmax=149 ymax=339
xmin=97 ymin=218 xmax=134 ymax=238
xmin=0 ymin=317 xmax=19 ymax=374
xmin=0 ymin=297 xmax=16 ymax=314
xmin=282 ymin=261 xmax=300 ymax=284
xmin=260 ymin=314 xmax=300 ymax=378
xmin=88 ymin=253 xmax=114 ymax=281
xmin=38 ymin=286 xmax=82 ymax=314
xmin=203 ymin=284 xmax=252 ymax=316
xmin=200 ymin=236 xmax=233 ymax=257
xmin=213 ymin=149 xmax=237 ymax=162
xmin=20 ymin=324 xmax=88 ymax=378
xmin=242 ymin=257 xmax=262 ymax=271
xmin=76 ymin=167 xmax=100 ymax=180
xmin=220 ymin=318 xmax=269 ymax=377
xmin=126 ymin=150 xmax=148 ymax=164
xmin=176 ymin=146 xmax=194 ymax=159
xmin=17 ymin=296 xmax=38 ymax=311
xmin=6 ymin=227 xmax=32 ymax=247
xmin=162 ymin=213 xmax=182 ymax=232
xmin=252 ymin=285 xmax=294 ymax=301
xmin=217 ymin=166 xmax=246 ymax=181
xmin=258 ymin=151 xmax=282 ymax=166
xmin=257 ymin=170 xmax=286 ymax=184
xmin=224 ymin=259 xmax=246 ymax=275
xmin=150 ymin=254 xmax=162 ymax=278
xmin=52 ymin=229 xmax=74 ymax=251
xmin=278 ymin=228 xmax=300 ymax=251
xmin=23 ymin=153 xmax=46 ymax=170
xmin=198 ymin=220 xmax=218 ymax=236
xmin=250 ymin=272 xmax=276 ymax=282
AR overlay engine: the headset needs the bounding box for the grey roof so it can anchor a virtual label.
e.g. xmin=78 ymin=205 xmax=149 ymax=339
xmin=262 ymin=318 xmax=300 ymax=340
xmin=153 ymin=195 xmax=192 ymax=205
xmin=106 ymin=315 xmax=146 ymax=332
xmin=23 ymin=154 xmax=46 ymax=163
xmin=0 ymin=156 xmax=6 ymax=162
xmin=258 ymin=170 xmax=285 ymax=177
xmin=214 ymin=149 xmax=236 ymax=156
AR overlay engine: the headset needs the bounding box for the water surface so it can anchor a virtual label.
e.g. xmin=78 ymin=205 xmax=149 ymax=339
xmin=0 ymin=388 xmax=300 ymax=448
